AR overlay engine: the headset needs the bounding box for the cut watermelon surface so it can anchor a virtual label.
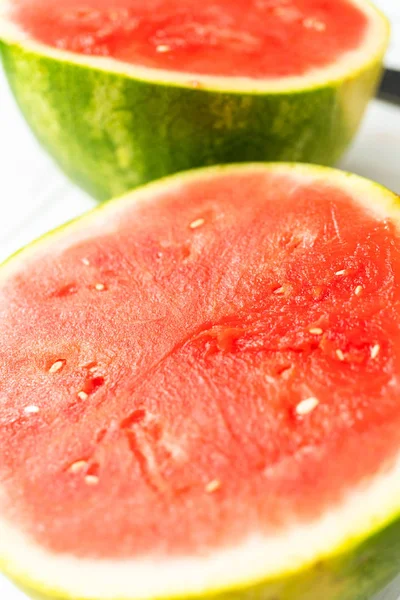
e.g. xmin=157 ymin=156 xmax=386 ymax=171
xmin=11 ymin=0 xmax=370 ymax=79
xmin=0 ymin=0 xmax=389 ymax=200
xmin=1 ymin=164 xmax=400 ymax=600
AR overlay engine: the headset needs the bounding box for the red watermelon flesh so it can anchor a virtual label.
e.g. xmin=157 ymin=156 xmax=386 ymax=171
xmin=11 ymin=0 xmax=369 ymax=78
xmin=1 ymin=166 xmax=400 ymax=561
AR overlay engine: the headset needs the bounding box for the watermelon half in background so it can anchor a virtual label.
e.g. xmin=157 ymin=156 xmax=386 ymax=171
xmin=0 ymin=0 xmax=390 ymax=201
xmin=2 ymin=163 xmax=400 ymax=600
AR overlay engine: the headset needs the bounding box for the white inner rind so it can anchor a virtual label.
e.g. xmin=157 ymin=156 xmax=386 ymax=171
xmin=1 ymin=452 xmax=400 ymax=599
xmin=0 ymin=163 xmax=400 ymax=599
xmin=0 ymin=0 xmax=389 ymax=92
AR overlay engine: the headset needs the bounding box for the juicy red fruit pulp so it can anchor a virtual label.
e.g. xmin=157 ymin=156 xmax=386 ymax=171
xmin=1 ymin=168 xmax=400 ymax=560
xmin=13 ymin=0 xmax=368 ymax=78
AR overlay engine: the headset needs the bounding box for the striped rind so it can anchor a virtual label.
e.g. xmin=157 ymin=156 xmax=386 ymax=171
xmin=0 ymin=0 xmax=390 ymax=200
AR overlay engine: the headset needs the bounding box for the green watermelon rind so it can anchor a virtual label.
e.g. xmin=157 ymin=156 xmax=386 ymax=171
xmin=0 ymin=0 xmax=390 ymax=201
xmin=11 ymin=521 xmax=400 ymax=600
xmin=1 ymin=163 xmax=400 ymax=600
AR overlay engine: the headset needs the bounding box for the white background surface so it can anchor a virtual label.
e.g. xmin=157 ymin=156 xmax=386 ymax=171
xmin=0 ymin=1 xmax=400 ymax=599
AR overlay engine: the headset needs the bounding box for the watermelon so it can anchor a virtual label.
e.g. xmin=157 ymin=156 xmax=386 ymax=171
xmin=0 ymin=0 xmax=390 ymax=201
xmin=2 ymin=163 xmax=400 ymax=600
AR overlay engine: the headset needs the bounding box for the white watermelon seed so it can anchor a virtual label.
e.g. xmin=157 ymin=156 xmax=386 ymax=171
xmin=206 ymin=479 xmax=221 ymax=493
xmin=355 ymin=285 xmax=363 ymax=296
xmin=309 ymin=328 xmax=323 ymax=335
xmin=335 ymin=269 xmax=347 ymax=276
xmin=156 ymin=44 xmax=171 ymax=53
xmin=303 ymin=18 xmax=326 ymax=32
xmin=85 ymin=475 xmax=99 ymax=486
xmin=49 ymin=360 xmax=65 ymax=374
xmin=336 ymin=349 xmax=345 ymax=361
xmin=296 ymin=397 xmax=319 ymax=416
xmin=69 ymin=460 xmax=88 ymax=474
xmin=82 ymin=258 xmax=90 ymax=266
xmin=273 ymin=287 xmax=285 ymax=295
xmin=77 ymin=391 xmax=88 ymax=401
xmin=371 ymin=344 xmax=380 ymax=359
xmin=189 ymin=218 xmax=205 ymax=230
xmin=95 ymin=283 xmax=105 ymax=291
xmin=24 ymin=405 xmax=40 ymax=414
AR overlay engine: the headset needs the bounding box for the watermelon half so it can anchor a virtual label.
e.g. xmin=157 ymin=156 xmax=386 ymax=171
xmin=0 ymin=0 xmax=390 ymax=201
xmin=2 ymin=163 xmax=400 ymax=600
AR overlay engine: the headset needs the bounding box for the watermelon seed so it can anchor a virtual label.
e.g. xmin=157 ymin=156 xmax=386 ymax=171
xmin=296 ymin=397 xmax=319 ymax=416
xmin=206 ymin=479 xmax=221 ymax=493
xmin=336 ymin=349 xmax=345 ymax=361
xmin=335 ymin=270 xmax=347 ymax=276
xmin=24 ymin=405 xmax=40 ymax=415
xmin=309 ymin=328 xmax=323 ymax=335
xmin=81 ymin=258 xmax=90 ymax=266
xmin=273 ymin=286 xmax=285 ymax=295
xmin=49 ymin=359 xmax=65 ymax=374
xmin=371 ymin=344 xmax=380 ymax=359
xmin=156 ymin=44 xmax=171 ymax=53
xmin=85 ymin=475 xmax=99 ymax=486
xmin=95 ymin=283 xmax=106 ymax=291
xmin=82 ymin=361 xmax=98 ymax=372
xmin=189 ymin=218 xmax=205 ymax=230
xmin=82 ymin=462 xmax=100 ymax=485
xmin=275 ymin=364 xmax=292 ymax=377
xmin=68 ymin=460 xmax=88 ymax=474
xmin=303 ymin=18 xmax=326 ymax=32
xmin=355 ymin=286 xmax=363 ymax=296
xmin=77 ymin=391 xmax=89 ymax=401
